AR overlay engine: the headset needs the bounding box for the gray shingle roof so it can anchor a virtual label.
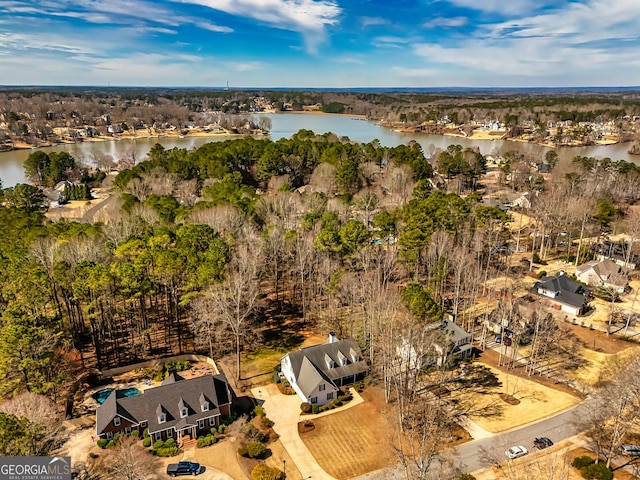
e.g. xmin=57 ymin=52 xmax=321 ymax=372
xmin=96 ymin=373 xmax=231 ymax=436
xmin=282 ymin=338 xmax=368 ymax=397
xmin=533 ymin=274 xmax=590 ymax=309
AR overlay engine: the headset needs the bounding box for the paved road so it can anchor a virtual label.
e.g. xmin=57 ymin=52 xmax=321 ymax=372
xmin=354 ymin=396 xmax=599 ymax=480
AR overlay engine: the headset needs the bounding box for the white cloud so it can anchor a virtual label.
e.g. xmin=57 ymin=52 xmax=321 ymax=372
xmin=440 ymin=0 xmax=555 ymax=16
xmin=360 ymin=17 xmax=388 ymax=28
xmin=423 ymin=16 xmax=467 ymax=28
xmin=171 ymin=0 xmax=342 ymax=53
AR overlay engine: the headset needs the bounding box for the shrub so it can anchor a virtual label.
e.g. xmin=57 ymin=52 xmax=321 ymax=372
xmin=238 ymin=446 xmax=249 ymax=457
xmin=142 ymin=437 xmax=151 ymax=448
xmin=311 ymin=405 xmax=319 ymax=414
xmin=251 ymin=464 xmax=283 ymax=480
xmin=197 ymin=434 xmax=217 ymax=448
xmin=164 ymin=438 xmax=176 ymax=447
xmin=152 ymin=440 xmax=164 ymax=450
xmin=300 ymin=402 xmax=312 ymax=414
xmin=533 ymin=252 xmax=541 ymax=264
xmin=580 ymin=463 xmax=613 ymax=480
xmin=96 ymin=439 xmax=108 ymax=449
xmin=332 ymin=399 xmax=342 ymax=407
xmin=130 ymin=429 xmax=139 ymax=437
xmin=254 ymin=405 xmax=265 ymax=417
xmin=143 ymin=428 xmax=149 ymax=438
xmin=106 ymin=440 xmax=116 ymax=448
xmin=218 ymin=424 xmax=226 ymax=434
xmin=457 ymin=475 xmax=476 ymax=480
xmin=155 ymin=446 xmax=179 ymax=457
xmin=247 ymin=441 xmax=267 ymax=459
xmin=572 ymin=456 xmax=595 ymax=469
xmin=256 ymin=432 xmax=268 ymax=443
xmin=536 ymin=270 xmax=547 ymax=279
xmin=260 ymin=416 xmax=274 ymax=429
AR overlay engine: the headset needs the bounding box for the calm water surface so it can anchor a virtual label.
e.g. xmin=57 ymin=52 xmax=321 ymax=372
xmin=0 ymin=113 xmax=635 ymax=187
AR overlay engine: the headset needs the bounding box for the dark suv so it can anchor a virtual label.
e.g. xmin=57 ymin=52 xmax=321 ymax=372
xmin=166 ymin=461 xmax=203 ymax=477
xmin=533 ymin=437 xmax=553 ymax=449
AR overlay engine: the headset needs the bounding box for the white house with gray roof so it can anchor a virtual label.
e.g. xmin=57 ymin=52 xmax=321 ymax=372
xmin=280 ymin=333 xmax=368 ymax=406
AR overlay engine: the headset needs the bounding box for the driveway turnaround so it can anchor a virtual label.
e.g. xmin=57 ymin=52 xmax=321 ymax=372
xmin=252 ymin=384 xmax=363 ymax=480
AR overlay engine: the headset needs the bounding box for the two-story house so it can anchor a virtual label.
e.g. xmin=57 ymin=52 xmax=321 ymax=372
xmin=280 ymin=333 xmax=368 ymax=406
xmin=96 ymin=372 xmax=231 ymax=445
xmin=576 ymin=258 xmax=629 ymax=294
xmin=532 ymin=272 xmax=590 ymax=316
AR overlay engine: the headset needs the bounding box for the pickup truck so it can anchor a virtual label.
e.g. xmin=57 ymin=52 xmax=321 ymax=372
xmin=166 ymin=461 xmax=203 ymax=477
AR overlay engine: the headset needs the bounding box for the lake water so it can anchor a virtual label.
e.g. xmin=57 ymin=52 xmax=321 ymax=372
xmin=0 ymin=113 xmax=635 ymax=187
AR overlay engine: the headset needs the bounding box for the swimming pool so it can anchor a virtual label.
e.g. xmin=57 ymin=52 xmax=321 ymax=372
xmin=92 ymin=387 xmax=141 ymax=404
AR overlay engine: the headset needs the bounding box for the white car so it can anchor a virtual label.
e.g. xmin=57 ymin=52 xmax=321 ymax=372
xmin=505 ymin=445 xmax=528 ymax=459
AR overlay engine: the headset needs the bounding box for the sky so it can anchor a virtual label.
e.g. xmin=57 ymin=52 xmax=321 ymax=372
xmin=0 ymin=0 xmax=639 ymax=88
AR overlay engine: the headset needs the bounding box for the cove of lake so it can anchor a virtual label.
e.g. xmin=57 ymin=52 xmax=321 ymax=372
xmin=0 ymin=112 xmax=636 ymax=187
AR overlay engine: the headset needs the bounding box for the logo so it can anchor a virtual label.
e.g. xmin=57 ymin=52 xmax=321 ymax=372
xmin=0 ymin=456 xmax=71 ymax=480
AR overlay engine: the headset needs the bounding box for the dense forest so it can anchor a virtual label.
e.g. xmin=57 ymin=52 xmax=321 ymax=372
xmin=2 ymin=127 xmax=640 ymax=473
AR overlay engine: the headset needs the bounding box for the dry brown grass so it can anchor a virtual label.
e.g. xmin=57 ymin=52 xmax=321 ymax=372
xmin=298 ymin=388 xmax=397 ymax=480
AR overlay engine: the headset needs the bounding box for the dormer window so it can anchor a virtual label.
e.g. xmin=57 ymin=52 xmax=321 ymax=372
xmin=350 ymin=347 xmax=360 ymax=363
xmin=180 ymin=408 xmax=188 ymax=418
xmin=113 ymin=417 xmax=121 ymax=427
xmin=199 ymin=393 xmax=209 ymax=412
xmin=324 ymin=353 xmax=335 ymax=369
xmin=158 ymin=413 xmax=166 ymax=424
xmin=338 ymin=351 xmax=348 ymax=366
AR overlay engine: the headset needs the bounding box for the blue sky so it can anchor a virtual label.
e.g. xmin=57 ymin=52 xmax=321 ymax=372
xmin=0 ymin=0 xmax=639 ymax=87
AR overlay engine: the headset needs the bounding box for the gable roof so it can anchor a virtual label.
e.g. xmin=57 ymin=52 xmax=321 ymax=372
xmin=282 ymin=338 xmax=368 ymax=396
xmin=533 ymin=274 xmax=590 ymax=309
xmin=96 ymin=373 xmax=231 ymax=436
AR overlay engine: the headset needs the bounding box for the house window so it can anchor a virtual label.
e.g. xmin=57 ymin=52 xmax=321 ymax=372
xmin=167 ymin=429 xmax=173 ymax=438
xmin=310 ymin=397 xmax=317 ymax=404
xmin=141 ymin=421 xmax=147 ymax=427
xmin=113 ymin=417 xmax=121 ymax=427
xmin=106 ymin=432 xmax=113 ymax=440
xmin=158 ymin=413 xmax=166 ymax=424
xmin=209 ymin=417 xmax=216 ymax=427
xmin=180 ymin=408 xmax=188 ymax=418
xmin=319 ymin=384 xmax=325 ymax=392
xmin=201 ymin=402 xmax=209 ymax=412
xmin=155 ymin=432 xmax=162 ymax=441
xmin=124 ymin=427 xmax=132 ymax=435
xmin=327 ymin=392 xmax=334 ymax=401
xmin=198 ymin=419 xmax=205 ymax=430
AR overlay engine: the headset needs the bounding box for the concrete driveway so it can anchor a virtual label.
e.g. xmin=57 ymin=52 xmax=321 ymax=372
xmin=252 ymin=384 xmax=364 ymax=480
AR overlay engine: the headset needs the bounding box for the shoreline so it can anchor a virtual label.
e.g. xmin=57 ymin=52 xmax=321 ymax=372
xmin=6 ymin=112 xmax=628 ymax=152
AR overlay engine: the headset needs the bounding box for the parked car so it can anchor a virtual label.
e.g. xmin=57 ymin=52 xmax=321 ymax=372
xmin=534 ymin=437 xmax=553 ymax=449
xmin=620 ymin=444 xmax=640 ymax=456
xmin=166 ymin=462 xmax=203 ymax=477
xmin=505 ymin=445 xmax=528 ymax=459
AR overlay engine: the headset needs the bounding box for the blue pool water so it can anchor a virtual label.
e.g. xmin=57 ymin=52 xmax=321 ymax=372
xmin=92 ymin=387 xmax=141 ymax=404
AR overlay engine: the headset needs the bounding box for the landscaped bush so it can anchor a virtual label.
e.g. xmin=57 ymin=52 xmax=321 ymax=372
xmin=311 ymin=405 xmax=319 ymax=414
xmin=300 ymin=402 xmax=312 ymax=414
xmin=106 ymin=439 xmax=116 ymax=448
xmin=218 ymin=424 xmax=226 ymax=434
xmin=155 ymin=446 xmax=179 ymax=457
xmin=247 ymin=441 xmax=268 ymax=459
xmin=260 ymin=416 xmax=274 ymax=429
xmin=221 ymin=413 xmax=237 ymax=426
xmin=196 ymin=434 xmax=217 ymax=448
xmin=96 ymin=439 xmax=108 ymax=449
xmin=238 ymin=446 xmax=249 ymax=457
xmin=536 ymin=270 xmax=547 ymax=279
xmin=164 ymin=438 xmax=176 ymax=447
xmin=130 ymin=429 xmax=139 ymax=437
xmin=580 ymin=463 xmax=613 ymax=480
xmin=572 ymin=456 xmax=595 ymax=469
xmin=254 ymin=405 xmax=265 ymax=417
xmin=250 ymin=464 xmax=283 ymax=480
xmin=143 ymin=428 xmax=149 ymax=438
xmin=456 ymin=475 xmax=476 ymax=480
xmin=142 ymin=437 xmax=151 ymax=448
xmin=152 ymin=440 xmax=165 ymax=450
